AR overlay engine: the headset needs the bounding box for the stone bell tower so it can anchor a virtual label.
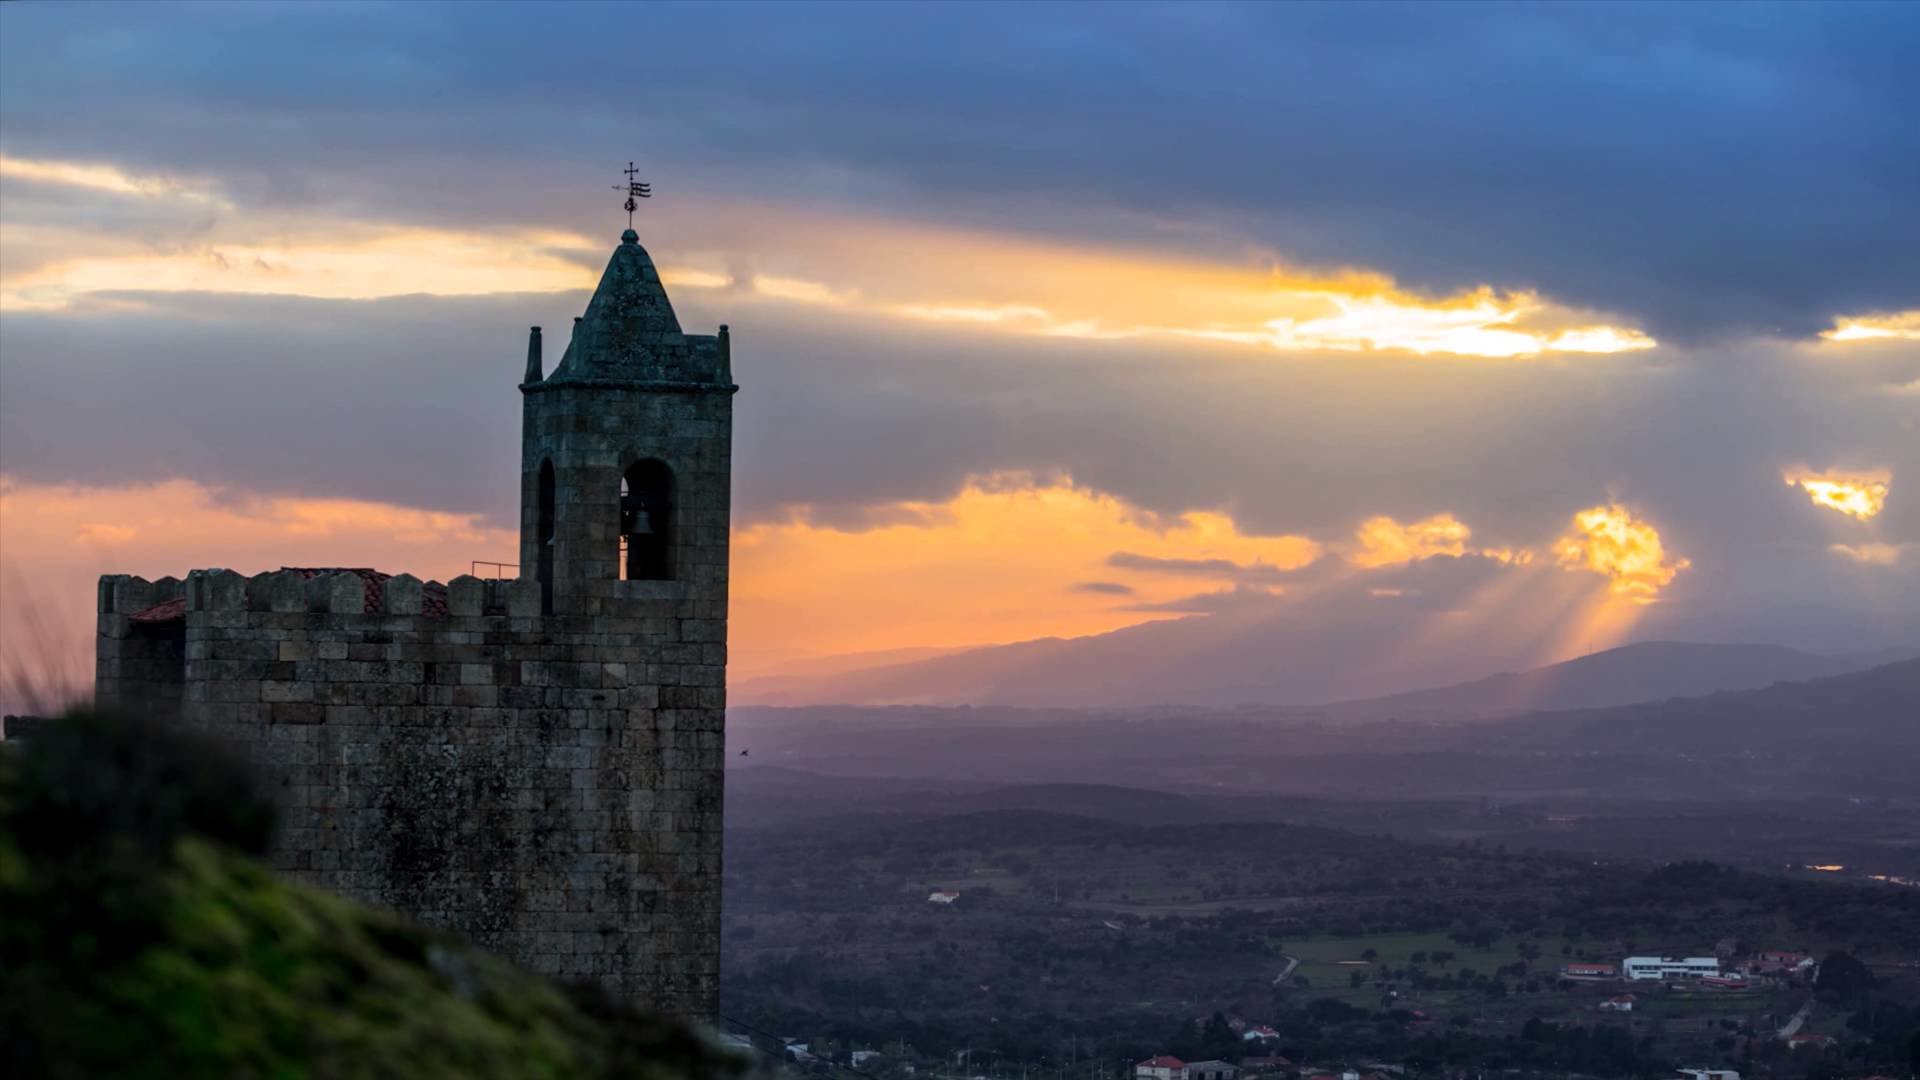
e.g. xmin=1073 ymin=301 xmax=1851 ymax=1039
xmin=518 ymin=227 xmax=736 ymax=618
xmin=93 ymin=220 xmax=737 ymax=1019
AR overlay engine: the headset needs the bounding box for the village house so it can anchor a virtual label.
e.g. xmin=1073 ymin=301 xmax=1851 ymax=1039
xmin=1137 ymin=1055 xmax=1187 ymax=1080
xmin=1242 ymin=1025 xmax=1282 ymax=1043
xmin=928 ymin=890 xmax=960 ymax=904
xmin=1562 ymin=961 xmax=1619 ymax=979
xmin=1750 ymin=950 xmax=1815 ymax=975
xmin=1600 ymin=994 xmax=1636 ymax=1012
xmin=1187 ymin=1062 xmax=1239 ymax=1080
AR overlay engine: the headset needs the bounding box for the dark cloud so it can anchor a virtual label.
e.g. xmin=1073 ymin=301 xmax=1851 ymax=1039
xmin=3 ymin=3 xmax=1917 ymax=340
xmin=1125 ymin=583 xmax=1283 ymax=614
xmin=1106 ymin=552 xmax=1298 ymax=583
xmin=1068 ymin=581 xmax=1136 ymax=596
xmin=2 ymin=3 xmax=1917 ymax=664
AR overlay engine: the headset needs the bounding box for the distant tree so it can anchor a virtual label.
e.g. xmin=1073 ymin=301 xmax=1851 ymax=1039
xmin=1815 ymin=952 xmax=1874 ymax=1005
xmin=1361 ymin=948 xmax=1378 ymax=961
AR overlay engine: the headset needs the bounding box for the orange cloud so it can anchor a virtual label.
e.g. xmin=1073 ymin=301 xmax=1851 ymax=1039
xmin=1552 ymin=503 xmax=1689 ymax=602
xmin=1782 ymin=466 xmax=1891 ymax=520
xmin=1821 ymin=310 xmax=1920 ymax=342
xmin=4 ymin=152 xmax=1655 ymax=358
xmin=1350 ymin=514 xmax=1473 ymax=567
xmin=0 ymin=154 xmax=226 ymax=202
xmin=732 ymin=474 xmax=1319 ymax=674
xmin=1348 ymin=513 xmax=1533 ymax=568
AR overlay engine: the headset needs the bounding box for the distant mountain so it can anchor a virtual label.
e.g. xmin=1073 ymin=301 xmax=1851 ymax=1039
xmin=1319 ymin=640 xmax=1898 ymax=721
xmin=734 ymin=612 xmax=1914 ymax=714
xmin=1495 ymin=657 xmax=1920 ymax=751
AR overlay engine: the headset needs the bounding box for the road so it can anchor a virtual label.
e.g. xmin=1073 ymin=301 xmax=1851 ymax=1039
xmin=1776 ymin=998 xmax=1813 ymax=1040
xmin=1273 ymin=954 xmax=1301 ymax=986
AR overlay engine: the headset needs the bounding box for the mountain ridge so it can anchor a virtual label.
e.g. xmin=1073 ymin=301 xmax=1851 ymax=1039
xmin=735 ymin=629 xmax=1916 ymax=717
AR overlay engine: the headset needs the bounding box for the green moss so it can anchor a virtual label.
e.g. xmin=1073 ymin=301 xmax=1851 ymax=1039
xmin=1 ymin=713 xmax=753 ymax=1079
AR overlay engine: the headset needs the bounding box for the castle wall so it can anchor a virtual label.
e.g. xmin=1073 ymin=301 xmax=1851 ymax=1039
xmin=96 ymin=574 xmax=187 ymax=718
xmin=97 ymin=566 xmax=724 ymax=1017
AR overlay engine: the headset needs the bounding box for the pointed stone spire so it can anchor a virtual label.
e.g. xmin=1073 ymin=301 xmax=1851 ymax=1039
xmin=548 ymin=229 xmax=687 ymax=382
xmin=522 ymin=326 xmax=543 ymax=384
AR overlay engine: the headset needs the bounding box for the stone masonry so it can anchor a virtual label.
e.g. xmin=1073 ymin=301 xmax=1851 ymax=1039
xmin=94 ymin=226 xmax=736 ymax=1019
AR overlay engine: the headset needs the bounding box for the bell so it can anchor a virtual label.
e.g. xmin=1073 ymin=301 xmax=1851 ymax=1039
xmin=620 ymin=493 xmax=654 ymax=536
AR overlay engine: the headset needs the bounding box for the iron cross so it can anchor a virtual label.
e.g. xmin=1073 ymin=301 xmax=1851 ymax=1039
xmin=614 ymin=162 xmax=652 ymax=228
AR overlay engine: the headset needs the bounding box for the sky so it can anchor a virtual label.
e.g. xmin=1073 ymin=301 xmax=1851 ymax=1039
xmin=2 ymin=1 xmax=1916 ymax=707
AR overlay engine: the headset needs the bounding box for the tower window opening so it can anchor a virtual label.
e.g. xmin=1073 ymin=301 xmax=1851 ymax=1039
xmin=536 ymin=459 xmax=556 ymax=613
xmin=619 ymin=459 xmax=674 ymax=581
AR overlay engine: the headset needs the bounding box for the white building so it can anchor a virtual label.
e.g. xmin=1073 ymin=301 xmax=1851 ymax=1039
xmin=1624 ymin=956 xmax=1719 ymax=980
xmin=928 ymin=890 xmax=960 ymax=904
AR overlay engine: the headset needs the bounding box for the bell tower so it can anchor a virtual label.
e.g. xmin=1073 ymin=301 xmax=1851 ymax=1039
xmin=518 ymin=227 xmax=736 ymax=617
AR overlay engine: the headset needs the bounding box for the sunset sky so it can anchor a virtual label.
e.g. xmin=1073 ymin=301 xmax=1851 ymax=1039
xmin=2 ymin=2 xmax=1916 ymax=704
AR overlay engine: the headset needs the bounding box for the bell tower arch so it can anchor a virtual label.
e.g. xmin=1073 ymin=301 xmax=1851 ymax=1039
xmin=517 ymin=227 xmax=736 ymax=616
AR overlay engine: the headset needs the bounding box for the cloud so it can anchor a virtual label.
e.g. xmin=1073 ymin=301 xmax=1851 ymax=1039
xmin=5 ymin=150 xmax=1656 ymax=359
xmin=1350 ymin=514 xmax=1473 ymax=567
xmin=1125 ymin=583 xmax=1284 ymax=614
xmin=1783 ymin=466 xmax=1892 ymax=521
xmin=1830 ymin=542 xmax=1910 ymax=566
xmin=6 ymin=4 xmax=1917 ymax=342
xmin=1823 ymin=311 xmax=1920 ymax=343
xmin=1106 ymin=552 xmax=1296 ymax=583
xmin=729 ymin=473 xmax=1318 ymax=670
xmin=1553 ymin=503 xmax=1691 ymax=602
xmin=1348 ymin=513 xmax=1535 ymax=570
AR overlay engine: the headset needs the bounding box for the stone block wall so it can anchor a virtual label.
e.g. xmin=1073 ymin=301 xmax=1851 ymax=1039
xmin=95 ymin=566 xmax=725 ymax=1017
xmin=518 ymin=380 xmax=733 ymax=619
xmin=96 ymin=574 xmax=188 ymax=718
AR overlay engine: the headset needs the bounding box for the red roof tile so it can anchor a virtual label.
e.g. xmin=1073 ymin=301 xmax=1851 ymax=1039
xmin=129 ymin=597 xmax=187 ymax=623
xmin=125 ymin=567 xmax=450 ymax=623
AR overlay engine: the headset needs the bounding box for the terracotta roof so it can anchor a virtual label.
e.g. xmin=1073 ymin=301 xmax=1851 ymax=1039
xmin=125 ymin=568 xmax=450 ymax=623
xmin=129 ymin=597 xmax=187 ymax=623
xmin=1139 ymin=1057 xmax=1186 ymax=1069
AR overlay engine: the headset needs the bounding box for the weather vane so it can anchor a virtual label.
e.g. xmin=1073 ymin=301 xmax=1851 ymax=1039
xmin=613 ymin=162 xmax=651 ymax=229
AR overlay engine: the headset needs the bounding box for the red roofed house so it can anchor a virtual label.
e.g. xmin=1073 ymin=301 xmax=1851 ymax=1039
xmin=1752 ymin=950 xmax=1815 ymax=974
xmin=1787 ymin=1034 xmax=1835 ymax=1050
xmin=1600 ymin=994 xmax=1635 ymax=1012
xmin=1563 ymin=962 xmax=1619 ymax=979
xmin=1243 ymin=1025 xmax=1281 ymax=1042
xmin=1137 ymin=1056 xmax=1187 ymax=1080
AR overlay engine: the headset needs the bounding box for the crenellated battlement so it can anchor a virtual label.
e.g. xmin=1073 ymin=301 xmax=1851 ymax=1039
xmin=96 ymin=570 xmax=551 ymax=619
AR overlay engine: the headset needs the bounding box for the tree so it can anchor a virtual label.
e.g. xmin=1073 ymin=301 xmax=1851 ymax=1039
xmin=1814 ymin=951 xmax=1874 ymax=1005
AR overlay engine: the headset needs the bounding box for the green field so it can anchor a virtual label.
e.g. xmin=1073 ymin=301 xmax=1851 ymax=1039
xmin=1285 ymin=930 xmax=1576 ymax=989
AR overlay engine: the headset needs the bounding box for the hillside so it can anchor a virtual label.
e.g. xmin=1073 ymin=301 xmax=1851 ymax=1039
xmin=736 ymin=612 xmax=1911 ymax=712
xmin=1320 ymin=640 xmax=1887 ymax=720
xmin=1493 ymin=656 xmax=1920 ymax=752
xmin=0 ymin=712 xmax=755 ymax=1080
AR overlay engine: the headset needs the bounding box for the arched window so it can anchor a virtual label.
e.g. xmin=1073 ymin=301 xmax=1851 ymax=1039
xmin=536 ymin=459 xmax=556 ymax=612
xmin=618 ymin=459 xmax=674 ymax=581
